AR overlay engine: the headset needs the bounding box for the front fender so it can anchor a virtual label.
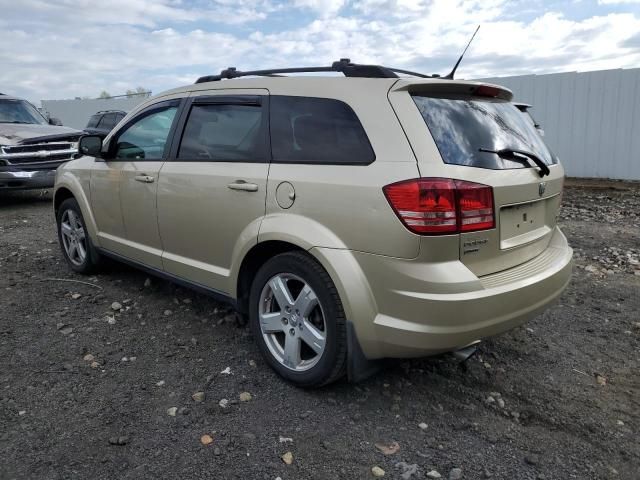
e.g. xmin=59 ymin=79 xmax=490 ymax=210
xmin=54 ymin=168 xmax=99 ymax=245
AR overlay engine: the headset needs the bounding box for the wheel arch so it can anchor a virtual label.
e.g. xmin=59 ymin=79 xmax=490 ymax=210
xmin=235 ymin=240 xmax=306 ymax=318
xmin=53 ymin=186 xmax=75 ymax=215
xmin=53 ymin=176 xmax=99 ymax=242
xmin=234 ymin=239 xmax=382 ymax=383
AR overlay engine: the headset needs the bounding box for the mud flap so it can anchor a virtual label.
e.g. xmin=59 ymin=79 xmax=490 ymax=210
xmin=347 ymin=321 xmax=382 ymax=383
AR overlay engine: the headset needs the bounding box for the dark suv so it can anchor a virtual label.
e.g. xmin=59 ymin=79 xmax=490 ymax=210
xmin=84 ymin=110 xmax=126 ymax=137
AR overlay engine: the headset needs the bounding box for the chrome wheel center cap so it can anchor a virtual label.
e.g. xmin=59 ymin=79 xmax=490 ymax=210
xmin=289 ymin=315 xmax=298 ymax=327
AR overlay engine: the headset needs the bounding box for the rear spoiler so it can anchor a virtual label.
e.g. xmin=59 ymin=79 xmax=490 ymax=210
xmin=391 ymin=80 xmax=513 ymax=101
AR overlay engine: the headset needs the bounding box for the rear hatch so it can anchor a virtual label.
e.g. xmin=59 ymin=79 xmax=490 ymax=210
xmin=388 ymin=80 xmax=564 ymax=276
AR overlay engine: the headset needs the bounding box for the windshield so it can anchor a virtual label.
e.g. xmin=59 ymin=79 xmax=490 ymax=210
xmin=0 ymin=99 xmax=48 ymax=125
xmin=412 ymin=95 xmax=557 ymax=170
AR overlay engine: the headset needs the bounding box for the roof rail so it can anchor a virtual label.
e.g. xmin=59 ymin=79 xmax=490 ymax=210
xmin=195 ymin=58 xmax=435 ymax=84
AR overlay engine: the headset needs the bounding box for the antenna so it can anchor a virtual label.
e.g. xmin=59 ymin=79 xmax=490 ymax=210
xmin=443 ymin=25 xmax=480 ymax=80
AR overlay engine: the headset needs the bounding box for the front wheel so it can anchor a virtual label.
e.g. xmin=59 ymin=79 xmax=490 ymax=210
xmin=56 ymin=198 xmax=101 ymax=274
xmin=249 ymin=252 xmax=347 ymax=387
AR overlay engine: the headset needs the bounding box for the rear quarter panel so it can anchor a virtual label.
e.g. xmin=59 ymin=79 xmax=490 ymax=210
xmin=262 ymin=78 xmax=422 ymax=259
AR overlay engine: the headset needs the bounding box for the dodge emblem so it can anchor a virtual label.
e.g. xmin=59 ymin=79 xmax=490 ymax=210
xmin=538 ymin=182 xmax=547 ymax=196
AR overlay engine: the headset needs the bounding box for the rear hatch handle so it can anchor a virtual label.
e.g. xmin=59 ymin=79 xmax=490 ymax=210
xmin=479 ymin=147 xmax=551 ymax=177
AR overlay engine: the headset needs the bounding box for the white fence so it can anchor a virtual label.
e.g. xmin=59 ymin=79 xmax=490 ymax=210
xmin=41 ymin=97 xmax=147 ymax=130
xmin=478 ymin=68 xmax=640 ymax=180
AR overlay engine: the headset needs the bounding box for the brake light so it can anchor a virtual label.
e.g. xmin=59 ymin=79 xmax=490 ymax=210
xmin=475 ymin=85 xmax=501 ymax=97
xmin=383 ymin=178 xmax=495 ymax=235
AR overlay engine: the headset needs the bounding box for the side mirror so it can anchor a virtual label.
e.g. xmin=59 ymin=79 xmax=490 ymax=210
xmin=78 ymin=135 xmax=104 ymax=158
xmin=49 ymin=117 xmax=63 ymax=126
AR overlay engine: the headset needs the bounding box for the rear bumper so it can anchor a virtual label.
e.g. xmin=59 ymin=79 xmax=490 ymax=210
xmin=0 ymin=168 xmax=57 ymax=190
xmin=315 ymin=227 xmax=573 ymax=359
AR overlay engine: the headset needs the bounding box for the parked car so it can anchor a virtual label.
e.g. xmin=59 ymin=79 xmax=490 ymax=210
xmin=0 ymin=93 xmax=81 ymax=190
xmin=84 ymin=110 xmax=126 ymax=137
xmin=54 ymin=60 xmax=573 ymax=387
xmin=514 ymin=102 xmax=545 ymax=136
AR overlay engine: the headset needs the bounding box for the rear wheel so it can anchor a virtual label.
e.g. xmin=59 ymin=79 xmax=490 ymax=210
xmin=249 ymin=252 xmax=347 ymax=387
xmin=56 ymin=198 xmax=101 ymax=274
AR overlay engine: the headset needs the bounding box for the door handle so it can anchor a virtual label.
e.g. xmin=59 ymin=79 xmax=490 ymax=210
xmin=227 ymin=180 xmax=258 ymax=192
xmin=134 ymin=175 xmax=155 ymax=183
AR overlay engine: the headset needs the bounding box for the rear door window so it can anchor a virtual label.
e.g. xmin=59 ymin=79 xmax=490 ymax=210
xmin=177 ymin=100 xmax=267 ymax=162
xmin=412 ymin=95 xmax=557 ymax=170
xmin=270 ymin=96 xmax=374 ymax=165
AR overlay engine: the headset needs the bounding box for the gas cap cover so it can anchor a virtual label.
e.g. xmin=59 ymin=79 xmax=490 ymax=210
xmin=275 ymin=181 xmax=295 ymax=209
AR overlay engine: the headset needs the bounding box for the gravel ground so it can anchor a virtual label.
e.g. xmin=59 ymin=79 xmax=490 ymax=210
xmin=1 ymin=183 xmax=639 ymax=480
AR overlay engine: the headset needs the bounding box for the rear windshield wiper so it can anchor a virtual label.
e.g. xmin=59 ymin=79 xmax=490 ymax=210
xmin=479 ymin=147 xmax=551 ymax=177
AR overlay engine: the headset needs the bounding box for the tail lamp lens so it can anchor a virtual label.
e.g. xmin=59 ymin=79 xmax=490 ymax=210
xmin=456 ymin=180 xmax=495 ymax=231
xmin=383 ymin=178 xmax=495 ymax=235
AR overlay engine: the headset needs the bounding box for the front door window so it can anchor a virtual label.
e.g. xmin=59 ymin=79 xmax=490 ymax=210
xmin=115 ymin=107 xmax=177 ymax=160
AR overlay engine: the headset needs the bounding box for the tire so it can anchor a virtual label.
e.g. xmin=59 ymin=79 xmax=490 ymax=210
xmin=56 ymin=198 xmax=102 ymax=274
xmin=249 ymin=251 xmax=347 ymax=387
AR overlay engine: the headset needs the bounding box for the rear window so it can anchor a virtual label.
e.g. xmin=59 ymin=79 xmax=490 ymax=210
xmin=270 ymin=96 xmax=374 ymax=165
xmin=412 ymin=95 xmax=556 ymax=170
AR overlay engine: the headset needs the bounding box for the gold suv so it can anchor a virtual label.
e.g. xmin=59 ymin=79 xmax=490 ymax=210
xmin=54 ymin=60 xmax=573 ymax=387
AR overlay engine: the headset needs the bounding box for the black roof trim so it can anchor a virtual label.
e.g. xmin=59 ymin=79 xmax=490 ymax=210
xmin=195 ymin=58 xmax=438 ymax=84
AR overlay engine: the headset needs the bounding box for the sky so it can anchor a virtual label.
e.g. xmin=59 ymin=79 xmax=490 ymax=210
xmin=1 ymin=0 xmax=639 ymax=102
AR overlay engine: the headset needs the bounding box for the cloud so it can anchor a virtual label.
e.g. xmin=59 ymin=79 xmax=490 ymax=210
xmin=598 ymin=0 xmax=640 ymax=4
xmin=0 ymin=0 xmax=274 ymax=27
xmin=294 ymin=0 xmax=347 ymax=15
xmin=0 ymin=0 xmax=638 ymax=102
xmin=622 ymin=31 xmax=640 ymax=48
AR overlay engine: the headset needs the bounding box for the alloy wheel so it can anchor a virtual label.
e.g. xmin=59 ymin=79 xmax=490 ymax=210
xmin=258 ymin=273 xmax=327 ymax=372
xmin=60 ymin=209 xmax=87 ymax=266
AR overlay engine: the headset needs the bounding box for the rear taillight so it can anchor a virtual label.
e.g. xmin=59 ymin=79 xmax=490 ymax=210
xmin=383 ymin=178 xmax=495 ymax=235
xmin=457 ymin=180 xmax=495 ymax=231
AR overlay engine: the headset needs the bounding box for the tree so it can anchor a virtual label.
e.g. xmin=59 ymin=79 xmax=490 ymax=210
xmin=98 ymin=91 xmax=111 ymax=99
xmin=126 ymin=87 xmax=151 ymax=99
xmin=136 ymin=86 xmax=151 ymax=98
